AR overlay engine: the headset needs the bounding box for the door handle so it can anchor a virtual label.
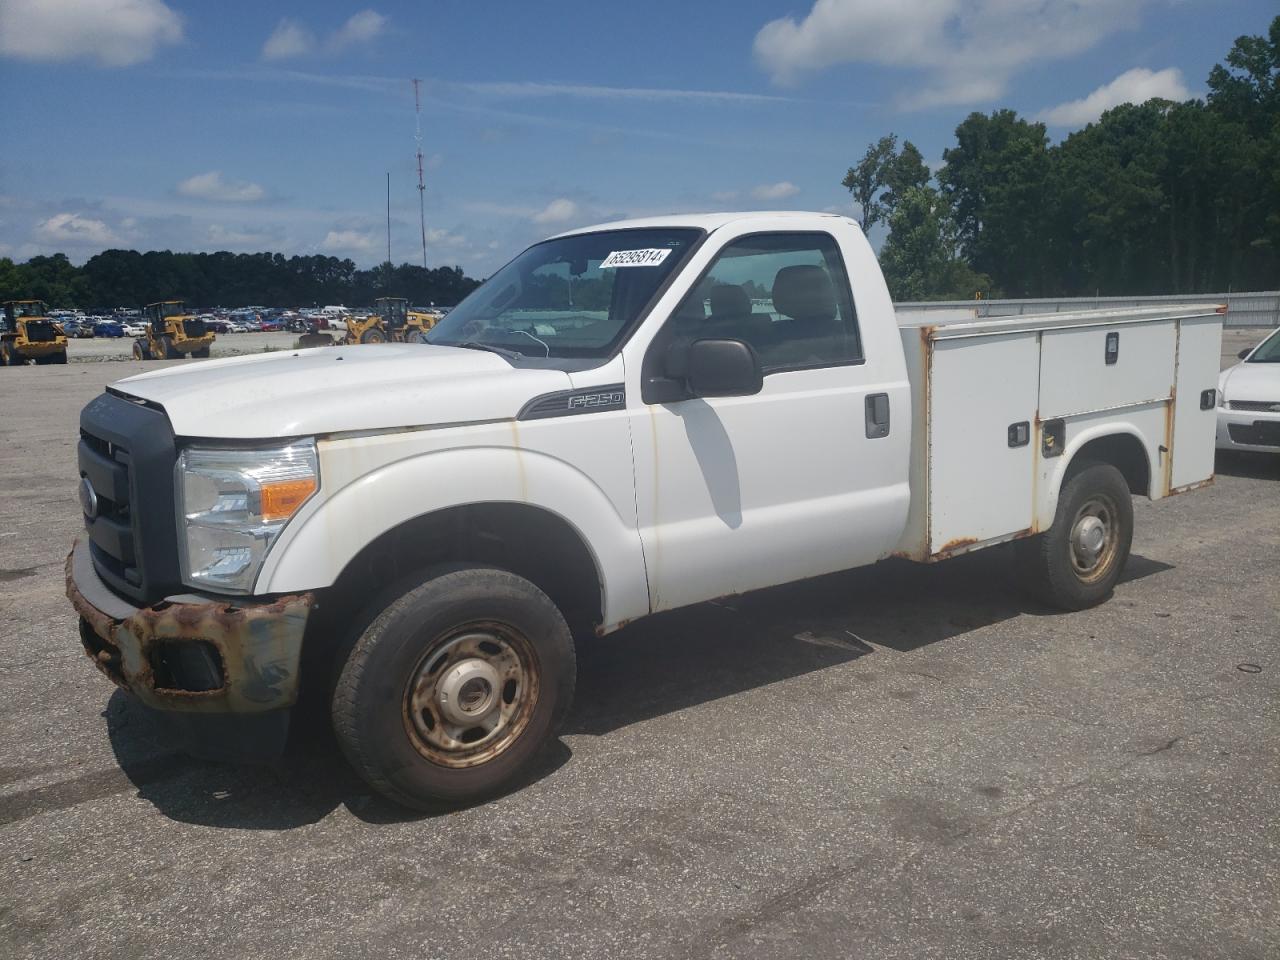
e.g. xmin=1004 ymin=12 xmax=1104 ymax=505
xmin=865 ymin=393 xmax=890 ymax=439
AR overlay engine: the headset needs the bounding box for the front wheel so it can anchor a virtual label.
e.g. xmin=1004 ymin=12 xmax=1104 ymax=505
xmin=132 ymin=339 xmax=152 ymax=360
xmin=162 ymin=335 xmax=181 ymax=359
xmin=1015 ymin=461 xmax=1133 ymax=610
xmin=332 ymin=565 xmax=576 ymax=810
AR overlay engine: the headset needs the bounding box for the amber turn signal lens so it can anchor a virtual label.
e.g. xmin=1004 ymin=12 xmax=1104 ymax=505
xmin=260 ymin=478 xmax=317 ymax=521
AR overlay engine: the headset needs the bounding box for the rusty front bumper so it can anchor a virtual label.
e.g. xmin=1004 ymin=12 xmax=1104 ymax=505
xmin=66 ymin=540 xmax=314 ymax=714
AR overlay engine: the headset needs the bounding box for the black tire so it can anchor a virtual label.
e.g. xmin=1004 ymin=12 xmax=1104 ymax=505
xmin=332 ymin=564 xmax=576 ymax=810
xmin=192 ymin=347 xmax=211 ymax=359
xmin=1015 ymin=461 xmax=1133 ymax=611
xmin=52 ymin=351 xmax=68 ymax=365
xmin=132 ymin=339 xmax=152 ymax=360
xmin=162 ymin=335 xmax=181 ymax=359
xmin=360 ymin=327 xmax=386 ymax=344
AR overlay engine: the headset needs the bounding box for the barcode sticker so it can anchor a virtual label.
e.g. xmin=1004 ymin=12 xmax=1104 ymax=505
xmin=599 ymin=248 xmax=672 ymax=269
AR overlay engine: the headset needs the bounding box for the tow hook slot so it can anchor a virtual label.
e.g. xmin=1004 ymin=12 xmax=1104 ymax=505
xmin=1200 ymin=389 xmax=1216 ymax=410
xmin=1008 ymin=421 xmax=1030 ymax=448
xmin=1042 ymin=418 xmax=1065 ymax=458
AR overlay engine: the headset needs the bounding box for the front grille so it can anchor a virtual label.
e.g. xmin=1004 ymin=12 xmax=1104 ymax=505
xmin=1228 ymin=400 xmax=1280 ymax=412
xmin=182 ymin=319 xmax=207 ymax=338
xmin=26 ymin=320 xmax=57 ymax=342
xmin=1227 ymin=421 xmax=1280 ymax=447
xmin=78 ymin=391 xmax=181 ymax=603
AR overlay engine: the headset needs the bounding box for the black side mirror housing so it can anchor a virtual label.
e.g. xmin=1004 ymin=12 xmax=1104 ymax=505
xmin=686 ymin=338 xmax=763 ymax=398
xmin=1238 ymin=348 xmax=1252 ymax=360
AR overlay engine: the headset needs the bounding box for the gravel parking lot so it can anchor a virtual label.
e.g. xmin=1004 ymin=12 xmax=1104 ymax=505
xmin=0 ymin=334 xmax=1276 ymax=959
xmin=64 ymin=330 xmax=309 ymax=361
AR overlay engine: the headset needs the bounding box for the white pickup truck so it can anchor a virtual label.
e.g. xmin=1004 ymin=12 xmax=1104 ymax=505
xmin=68 ymin=212 xmax=1223 ymax=808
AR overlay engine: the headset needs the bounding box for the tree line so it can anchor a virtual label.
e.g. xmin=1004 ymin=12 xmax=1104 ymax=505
xmin=846 ymin=16 xmax=1280 ymax=301
xmin=0 ymin=250 xmax=481 ymax=310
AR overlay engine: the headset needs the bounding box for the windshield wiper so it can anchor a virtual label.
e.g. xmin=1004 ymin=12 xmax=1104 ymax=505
xmin=449 ymin=340 xmax=524 ymax=362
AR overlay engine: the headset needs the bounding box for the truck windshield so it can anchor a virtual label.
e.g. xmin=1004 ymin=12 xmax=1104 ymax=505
xmin=427 ymin=228 xmax=701 ymax=358
xmin=161 ymin=303 xmax=185 ymax=318
xmin=1244 ymin=327 xmax=1280 ymax=362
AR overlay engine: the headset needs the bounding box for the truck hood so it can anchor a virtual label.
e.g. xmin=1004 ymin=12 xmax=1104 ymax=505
xmin=112 ymin=344 xmax=572 ymax=439
xmin=1219 ymin=361 xmax=1279 ymax=402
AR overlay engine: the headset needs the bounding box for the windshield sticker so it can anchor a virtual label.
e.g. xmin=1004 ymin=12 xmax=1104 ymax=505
xmin=599 ymin=248 xmax=672 ymax=269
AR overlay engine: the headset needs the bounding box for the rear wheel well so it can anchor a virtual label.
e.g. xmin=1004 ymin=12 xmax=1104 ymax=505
xmin=304 ymin=504 xmax=603 ymax=692
xmin=1065 ymin=433 xmax=1150 ymax=496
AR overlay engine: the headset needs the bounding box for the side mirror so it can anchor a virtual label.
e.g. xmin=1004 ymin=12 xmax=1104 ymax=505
xmin=686 ymin=338 xmax=763 ymax=398
xmin=1238 ymin=348 xmax=1252 ymax=360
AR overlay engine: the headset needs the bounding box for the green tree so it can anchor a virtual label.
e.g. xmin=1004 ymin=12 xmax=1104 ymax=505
xmin=938 ymin=109 xmax=1053 ymax=296
xmin=878 ymin=186 xmax=990 ymax=301
xmin=841 ymin=135 xmax=929 ymax=232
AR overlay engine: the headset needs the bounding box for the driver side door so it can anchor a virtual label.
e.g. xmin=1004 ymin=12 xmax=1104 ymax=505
xmin=627 ymin=228 xmax=910 ymax=613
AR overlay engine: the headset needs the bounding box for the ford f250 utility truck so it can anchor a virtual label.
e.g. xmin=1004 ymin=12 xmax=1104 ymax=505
xmin=67 ymin=212 xmax=1223 ymax=809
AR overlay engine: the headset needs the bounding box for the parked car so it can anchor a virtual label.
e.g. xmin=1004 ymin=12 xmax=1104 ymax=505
xmin=67 ymin=319 xmax=96 ymax=339
xmin=66 ymin=211 xmax=1224 ymax=810
xmin=259 ymin=317 xmax=283 ymax=332
xmin=121 ymin=322 xmax=146 ymax=337
xmin=1217 ymin=326 xmax=1280 ymax=453
xmin=93 ymin=319 xmax=125 ymax=338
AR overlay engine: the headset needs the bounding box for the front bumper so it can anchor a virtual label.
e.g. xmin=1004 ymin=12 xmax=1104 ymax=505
xmin=66 ymin=539 xmax=315 ymax=713
xmin=1216 ymin=408 xmax=1280 ymax=453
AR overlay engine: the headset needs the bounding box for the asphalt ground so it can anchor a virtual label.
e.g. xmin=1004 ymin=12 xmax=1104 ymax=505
xmin=0 ymin=331 xmax=1276 ymax=959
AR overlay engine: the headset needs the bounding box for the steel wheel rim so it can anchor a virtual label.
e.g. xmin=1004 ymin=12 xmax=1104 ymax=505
xmin=1069 ymin=494 xmax=1119 ymax=583
xmin=401 ymin=621 xmax=539 ymax=769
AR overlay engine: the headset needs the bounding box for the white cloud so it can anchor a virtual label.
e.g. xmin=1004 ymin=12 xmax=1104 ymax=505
xmin=177 ymin=171 xmax=267 ymax=203
xmin=34 ymin=213 xmax=124 ymax=246
xmin=532 ymin=198 xmax=579 ymax=224
xmin=711 ymin=190 xmax=740 ymax=203
xmin=751 ymin=181 xmax=800 ymax=201
xmin=262 ymin=19 xmax=314 ymax=60
xmin=0 ymin=0 xmax=182 ymax=67
xmin=331 ymin=9 xmax=387 ymax=48
xmin=753 ymin=0 xmax=1163 ymax=109
xmin=260 ymin=10 xmax=385 ymax=61
xmin=1039 ymin=67 xmax=1192 ymax=127
xmin=321 ymin=229 xmax=376 ymax=253
xmin=206 ymin=224 xmax=278 ymax=248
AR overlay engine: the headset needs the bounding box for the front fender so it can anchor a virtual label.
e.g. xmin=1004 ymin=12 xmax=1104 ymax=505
xmin=254 ymin=442 xmax=650 ymax=630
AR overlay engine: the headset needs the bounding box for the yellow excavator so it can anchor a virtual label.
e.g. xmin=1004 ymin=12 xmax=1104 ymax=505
xmin=343 ymin=297 xmax=441 ymax=344
xmin=1 ymin=300 xmax=68 ymax=365
xmin=133 ymin=301 xmax=216 ymax=360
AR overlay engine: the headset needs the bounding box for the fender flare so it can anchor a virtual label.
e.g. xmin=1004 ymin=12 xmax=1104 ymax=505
xmin=255 ymin=445 xmax=651 ymax=630
xmin=1035 ymin=420 xmax=1159 ymax=530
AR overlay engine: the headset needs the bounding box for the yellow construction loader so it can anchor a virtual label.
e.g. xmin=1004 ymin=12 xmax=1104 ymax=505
xmin=133 ymin=301 xmax=216 ymax=360
xmin=343 ymin=297 xmax=441 ymax=344
xmin=1 ymin=300 xmax=68 ymax=365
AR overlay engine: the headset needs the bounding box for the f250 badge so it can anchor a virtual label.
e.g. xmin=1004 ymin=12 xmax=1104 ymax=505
xmin=567 ymin=391 xmax=624 ymax=409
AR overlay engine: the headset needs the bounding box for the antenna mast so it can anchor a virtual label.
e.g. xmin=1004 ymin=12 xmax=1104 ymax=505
xmin=412 ymin=78 xmax=428 ymax=269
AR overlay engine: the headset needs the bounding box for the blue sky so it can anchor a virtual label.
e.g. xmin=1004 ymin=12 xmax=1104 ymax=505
xmin=1 ymin=0 xmax=1274 ymax=275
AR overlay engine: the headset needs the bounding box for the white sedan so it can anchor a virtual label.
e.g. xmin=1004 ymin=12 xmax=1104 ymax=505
xmin=1217 ymin=327 xmax=1280 ymax=453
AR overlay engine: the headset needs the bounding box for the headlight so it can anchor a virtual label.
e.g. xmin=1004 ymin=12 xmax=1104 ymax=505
xmin=176 ymin=440 xmax=319 ymax=594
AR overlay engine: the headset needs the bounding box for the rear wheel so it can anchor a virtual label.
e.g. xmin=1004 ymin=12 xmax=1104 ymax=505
xmin=332 ymin=564 xmax=576 ymax=810
xmin=192 ymin=347 xmax=211 ymax=359
xmin=1015 ymin=461 xmax=1133 ymax=610
xmin=52 ymin=350 xmax=68 ymax=365
xmin=2 ymin=343 xmax=20 ymax=365
xmin=162 ymin=335 xmax=181 ymax=359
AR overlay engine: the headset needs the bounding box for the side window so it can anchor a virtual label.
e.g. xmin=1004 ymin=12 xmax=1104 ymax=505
xmin=667 ymin=232 xmax=862 ymax=372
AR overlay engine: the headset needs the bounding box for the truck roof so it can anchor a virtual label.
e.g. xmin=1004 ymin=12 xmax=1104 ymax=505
xmin=553 ymin=210 xmax=851 ymax=238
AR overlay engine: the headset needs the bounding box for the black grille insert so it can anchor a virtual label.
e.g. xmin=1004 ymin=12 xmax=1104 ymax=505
xmin=78 ymin=391 xmax=181 ymax=602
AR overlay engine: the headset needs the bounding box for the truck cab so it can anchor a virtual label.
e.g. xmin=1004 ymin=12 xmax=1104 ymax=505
xmin=66 ymin=212 xmax=1222 ymax=810
xmin=2 ymin=299 xmax=68 ymax=365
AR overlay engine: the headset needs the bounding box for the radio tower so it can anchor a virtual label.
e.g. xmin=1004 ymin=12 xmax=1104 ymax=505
xmin=412 ymin=78 xmax=428 ymax=269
